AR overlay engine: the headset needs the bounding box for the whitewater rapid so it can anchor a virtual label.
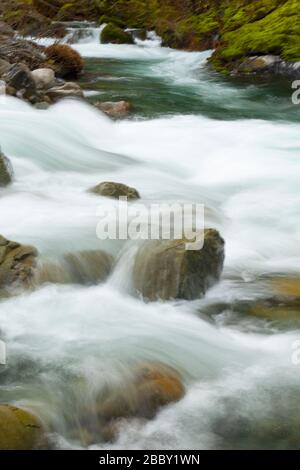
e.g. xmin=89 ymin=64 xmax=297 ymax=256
xmin=0 ymin=32 xmax=300 ymax=450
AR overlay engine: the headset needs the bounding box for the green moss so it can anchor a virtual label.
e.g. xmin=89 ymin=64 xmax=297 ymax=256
xmin=215 ymin=0 xmax=300 ymax=63
xmin=101 ymin=23 xmax=134 ymax=44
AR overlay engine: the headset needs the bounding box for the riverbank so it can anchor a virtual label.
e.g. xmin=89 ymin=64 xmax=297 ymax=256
xmin=1 ymin=0 xmax=299 ymax=77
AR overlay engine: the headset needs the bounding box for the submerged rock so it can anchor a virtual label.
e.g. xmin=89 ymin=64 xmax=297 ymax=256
xmin=100 ymin=363 xmax=184 ymax=419
xmin=89 ymin=181 xmax=140 ymax=201
xmin=46 ymin=82 xmax=84 ymax=101
xmin=79 ymin=363 xmax=185 ymax=444
xmin=36 ymin=250 xmax=114 ymax=286
xmin=0 ymin=405 xmax=46 ymax=450
xmin=64 ymin=250 xmax=114 ymax=285
xmin=95 ymin=100 xmax=131 ymax=119
xmin=133 ymin=229 xmax=225 ymax=301
xmin=101 ymin=23 xmax=134 ymax=45
xmin=0 ymin=150 xmax=13 ymax=187
xmin=0 ymin=235 xmax=38 ymax=293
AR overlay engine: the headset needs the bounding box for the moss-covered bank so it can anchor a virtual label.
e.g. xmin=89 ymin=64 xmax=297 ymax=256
xmin=1 ymin=1 xmax=299 ymax=75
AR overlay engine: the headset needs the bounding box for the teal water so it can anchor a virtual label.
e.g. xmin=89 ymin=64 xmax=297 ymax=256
xmin=80 ymin=57 xmax=299 ymax=121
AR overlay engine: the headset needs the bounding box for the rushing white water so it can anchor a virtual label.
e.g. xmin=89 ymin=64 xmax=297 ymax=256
xmin=0 ymin=29 xmax=300 ymax=450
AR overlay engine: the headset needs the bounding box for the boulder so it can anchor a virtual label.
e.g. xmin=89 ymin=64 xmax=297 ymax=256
xmin=45 ymin=44 xmax=84 ymax=79
xmin=3 ymin=63 xmax=36 ymax=100
xmin=95 ymin=100 xmax=131 ymax=119
xmin=133 ymin=229 xmax=225 ymax=301
xmin=0 ymin=150 xmax=13 ymax=187
xmin=89 ymin=181 xmax=140 ymax=201
xmin=31 ymin=68 xmax=55 ymax=90
xmin=0 ymin=405 xmax=45 ymax=450
xmin=0 ymin=235 xmax=38 ymax=293
xmin=46 ymin=82 xmax=84 ymax=101
xmin=101 ymin=23 xmax=134 ymax=45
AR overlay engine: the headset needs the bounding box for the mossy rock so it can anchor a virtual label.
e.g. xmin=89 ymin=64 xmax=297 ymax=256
xmin=133 ymin=229 xmax=225 ymax=301
xmin=100 ymin=23 xmax=134 ymax=45
xmin=45 ymin=44 xmax=84 ymax=79
xmin=0 ymin=405 xmax=46 ymax=450
xmin=89 ymin=181 xmax=140 ymax=201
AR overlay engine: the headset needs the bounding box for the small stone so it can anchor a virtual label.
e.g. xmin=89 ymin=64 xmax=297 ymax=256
xmin=89 ymin=181 xmax=140 ymax=201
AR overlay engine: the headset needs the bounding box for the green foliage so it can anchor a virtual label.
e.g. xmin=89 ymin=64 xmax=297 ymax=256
xmin=215 ymin=0 xmax=300 ymax=63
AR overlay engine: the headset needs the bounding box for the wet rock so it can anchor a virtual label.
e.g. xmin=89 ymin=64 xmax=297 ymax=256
xmin=31 ymin=68 xmax=55 ymax=90
xmin=3 ymin=63 xmax=36 ymax=100
xmin=0 ymin=235 xmax=38 ymax=293
xmin=97 ymin=363 xmax=185 ymax=441
xmin=236 ymin=56 xmax=300 ymax=77
xmin=0 ymin=405 xmax=46 ymax=450
xmin=128 ymin=29 xmax=147 ymax=41
xmin=36 ymin=250 xmax=114 ymax=286
xmin=133 ymin=229 xmax=225 ymax=301
xmin=45 ymin=44 xmax=84 ymax=79
xmin=0 ymin=149 xmax=13 ymax=187
xmin=34 ymin=101 xmax=50 ymax=110
xmin=89 ymin=181 xmax=140 ymax=201
xmin=63 ymin=250 xmax=114 ymax=285
xmin=95 ymin=100 xmax=131 ymax=119
xmin=46 ymin=82 xmax=84 ymax=101
xmin=101 ymin=23 xmax=134 ymax=45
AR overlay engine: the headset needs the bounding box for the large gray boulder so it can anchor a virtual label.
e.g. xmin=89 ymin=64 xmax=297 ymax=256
xmin=0 ymin=150 xmax=13 ymax=187
xmin=133 ymin=229 xmax=225 ymax=301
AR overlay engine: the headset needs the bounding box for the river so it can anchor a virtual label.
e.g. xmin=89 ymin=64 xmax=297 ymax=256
xmin=0 ymin=25 xmax=299 ymax=450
